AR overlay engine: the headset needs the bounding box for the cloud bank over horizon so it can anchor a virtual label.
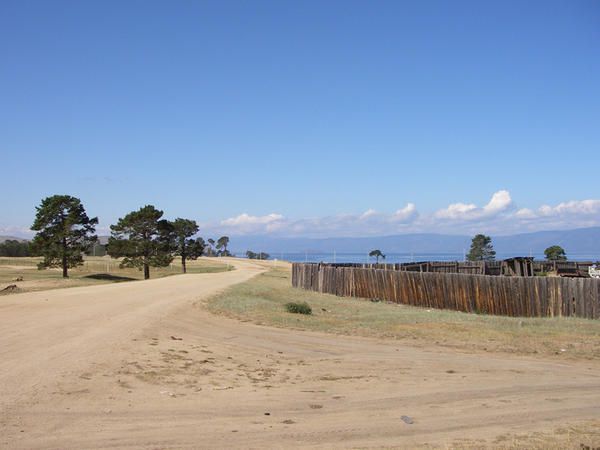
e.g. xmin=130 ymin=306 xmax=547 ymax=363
xmin=205 ymin=190 xmax=600 ymax=238
xmin=2 ymin=190 xmax=600 ymax=239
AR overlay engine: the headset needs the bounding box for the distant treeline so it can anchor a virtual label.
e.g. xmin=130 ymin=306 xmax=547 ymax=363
xmin=246 ymin=250 xmax=270 ymax=260
xmin=0 ymin=240 xmax=34 ymax=257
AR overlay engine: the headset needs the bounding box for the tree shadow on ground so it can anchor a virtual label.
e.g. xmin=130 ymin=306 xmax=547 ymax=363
xmin=83 ymin=273 xmax=137 ymax=282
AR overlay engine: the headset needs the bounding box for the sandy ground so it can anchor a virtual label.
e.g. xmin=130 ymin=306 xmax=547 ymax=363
xmin=1 ymin=258 xmax=599 ymax=449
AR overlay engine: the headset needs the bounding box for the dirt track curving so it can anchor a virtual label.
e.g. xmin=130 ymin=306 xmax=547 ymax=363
xmin=1 ymin=258 xmax=599 ymax=449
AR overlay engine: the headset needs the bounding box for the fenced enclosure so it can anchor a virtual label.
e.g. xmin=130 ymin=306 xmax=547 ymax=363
xmin=292 ymin=263 xmax=600 ymax=319
xmin=315 ymin=259 xmax=598 ymax=278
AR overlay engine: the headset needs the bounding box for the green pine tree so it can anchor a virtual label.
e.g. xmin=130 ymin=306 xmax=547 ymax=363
xmin=216 ymin=236 xmax=231 ymax=256
xmin=369 ymin=249 xmax=385 ymax=263
xmin=31 ymin=195 xmax=98 ymax=278
xmin=107 ymin=205 xmax=174 ymax=279
xmin=172 ymin=218 xmax=205 ymax=273
xmin=466 ymin=234 xmax=496 ymax=261
xmin=544 ymin=245 xmax=567 ymax=261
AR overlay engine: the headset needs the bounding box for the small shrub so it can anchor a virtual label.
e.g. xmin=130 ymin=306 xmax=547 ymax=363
xmin=285 ymin=301 xmax=312 ymax=315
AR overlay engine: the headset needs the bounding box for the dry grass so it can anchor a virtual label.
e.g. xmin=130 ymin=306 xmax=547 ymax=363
xmin=0 ymin=256 xmax=231 ymax=294
xmin=207 ymin=266 xmax=600 ymax=360
xmin=450 ymin=420 xmax=600 ymax=449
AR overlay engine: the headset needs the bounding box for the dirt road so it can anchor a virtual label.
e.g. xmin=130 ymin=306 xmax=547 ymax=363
xmin=1 ymin=258 xmax=599 ymax=449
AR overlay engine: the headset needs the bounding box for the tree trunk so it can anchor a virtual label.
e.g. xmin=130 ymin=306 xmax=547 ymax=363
xmin=62 ymin=237 xmax=68 ymax=278
xmin=144 ymin=263 xmax=150 ymax=280
xmin=182 ymin=256 xmax=187 ymax=274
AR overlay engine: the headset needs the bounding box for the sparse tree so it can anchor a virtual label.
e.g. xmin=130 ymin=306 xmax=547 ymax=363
xmin=206 ymin=238 xmax=216 ymax=257
xmin=467 ymin=234 xmax=496 ymax=261
xmin=369 ymin=249 xmax=385 ymax=263
xmin=544 ymin=245 xmax=567 ymax=261
xmin=172 ymin=218 xmax=205 ymax=273
xmin=246 ymin=250 xmax=269 ymax=260
xmin=107 ymin=205 xmax=174 ymax=280
xmin=216 ymin=236 xmax=231 ymax=256
xmin=31 ymin=195 xmax=98 ymax=278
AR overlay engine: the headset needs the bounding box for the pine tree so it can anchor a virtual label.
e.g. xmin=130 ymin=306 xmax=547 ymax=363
xmin=206 ymin=238 xmax=216 ymax=256
xmin=172 ymin=218 xmax=205 ymax=273
xmin=107 ymin=205 xmax=174 ymax=279
xmin=31 ymin=195 xmax=98 ymax=278
xmin=466 ymin=234 xmax=496 ymax=261
xmin=544 ymin=245 xmax=567 ymax=261
xmin=216 ymin=236 xmax=231 ymax=256
xmin=369 ymin=249 xmax=385 ymax=263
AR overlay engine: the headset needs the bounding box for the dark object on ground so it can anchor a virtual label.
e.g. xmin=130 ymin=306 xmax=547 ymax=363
xmin=84 ymin=274 xmax=136 ymax=282
xmin=170 ymin=336 xmax=183 ymax=340
xmin=1 ymin=284 xmax=19 ymax=292
xmin=12 ymin=276 xmax=24 ymax=282
xmin=401 ymin=415 xmax=414 ymax=424
xmin=264 ymin=412 xmax=270 ymax=416
xmin=285 ymin=302 xmax=312 ymax=315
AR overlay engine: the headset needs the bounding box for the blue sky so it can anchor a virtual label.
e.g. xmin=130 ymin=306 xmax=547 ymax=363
xmin=1 ymin=0 xmax=599 ymax=237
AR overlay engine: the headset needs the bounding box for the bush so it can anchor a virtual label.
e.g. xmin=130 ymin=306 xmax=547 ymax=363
xmin=285 ymin=301 xmax=312 ymax=315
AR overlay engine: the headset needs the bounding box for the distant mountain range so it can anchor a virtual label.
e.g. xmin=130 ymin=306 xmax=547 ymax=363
xmin=227 ymin=227 xmax=600 ymax=256
xmin=4 ymin=226 xmax=600 ymax=257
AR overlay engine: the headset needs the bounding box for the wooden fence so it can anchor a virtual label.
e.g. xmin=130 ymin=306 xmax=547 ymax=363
xmin=319 ymin=260 xmax=598 ymax=277
xmin=291 ymin=263 xmax=600 ymax=319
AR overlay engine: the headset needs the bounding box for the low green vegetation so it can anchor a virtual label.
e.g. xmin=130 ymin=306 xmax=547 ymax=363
xmin=285 ymin=301 xmax=312 ymax=315
xmin=207 ymin=266 xmax=600 ymax=360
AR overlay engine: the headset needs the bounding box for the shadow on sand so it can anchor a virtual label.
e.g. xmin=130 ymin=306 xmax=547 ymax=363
xmin=83 ymin=273 xmax=138 ymax=282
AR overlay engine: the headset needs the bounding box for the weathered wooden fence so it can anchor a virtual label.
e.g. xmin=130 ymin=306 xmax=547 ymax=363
xmin=291 ymin=263 xmax=600 ymax=319
xmin=319 ymin=260 xmax=598 ymax=277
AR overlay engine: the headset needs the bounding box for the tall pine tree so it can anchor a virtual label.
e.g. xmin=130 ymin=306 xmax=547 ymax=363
xmin=172 ymin=218 xmax=205 ymax=273
xmin=108 ymin=205 xmax=174 ymax=279
xmin=31 ymin=195 xmax=98 ymax=278
xmin=466 ymin=234 xmax=496 ymax=261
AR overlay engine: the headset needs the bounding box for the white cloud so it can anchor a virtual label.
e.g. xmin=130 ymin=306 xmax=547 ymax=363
xmin=221 ymin=213 xmax=284 ymax=226
xmin=215 ymin=204 xmax=420 ymax=237
xmin=392 ymin=203 xmax=418 ymax=222
xmin=219 ymin=213 xmax=286 ymax=234
xmin=7 ymin=191 xmax=600 ymax=240
xmin=359 ymin=209 xmax=378 ymax=220
xmin=435 ymin=190 xmax=513 ymax=221
xmin=190 ymin=192 xmax=600 ymax=238
xmin=537 ymin=200 xmax=600 ymax=217
xmin=483 ymin=190 xmax=512 ymax=214
xmin=515 ymin=208 xmax=536 ymax=219
xmin=435 ymin=202 xmax=477 ymax=219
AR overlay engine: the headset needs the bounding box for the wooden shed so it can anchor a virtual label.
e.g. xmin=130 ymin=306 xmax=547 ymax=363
xmin=501 ymin=257 xmax=535 ymax=277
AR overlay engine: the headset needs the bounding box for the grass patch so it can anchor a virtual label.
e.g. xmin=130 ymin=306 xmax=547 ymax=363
xmin=285 ymin=301 xmax=312 ymax=315
xmin=207 ymin=266 xmax=600 ymax=360
xmin=0 ymin=256 xmax=232 ymax=294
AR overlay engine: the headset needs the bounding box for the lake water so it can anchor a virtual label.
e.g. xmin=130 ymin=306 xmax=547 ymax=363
xmin=266 ymin=252 xmax=600 ymax=263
